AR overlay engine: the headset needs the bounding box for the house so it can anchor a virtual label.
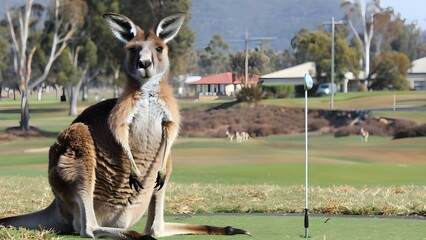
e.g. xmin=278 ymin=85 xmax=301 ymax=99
xmin=190 ymin=72 xmax=260 ymax=98
xmin=408 ymin=57 xmax=426 ymax=90
xmin=260 ymin=61 xmax=353 ymax=93
xmin=262 ymin=57 xmax=426 ymax=92
xmin=260 ymin=62 xmax=316 ymax=86
xmin=176 ymin=75 xmax=201 ymax=97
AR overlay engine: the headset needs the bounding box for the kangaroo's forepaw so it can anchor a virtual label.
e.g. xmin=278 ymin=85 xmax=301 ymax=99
xmin=129 ymin=174 xmax=144 ymax=192
xmin=155 ymin=171 xmax=166 ymax=190
xmin=225 ymin=226 xmax=252 ymax=236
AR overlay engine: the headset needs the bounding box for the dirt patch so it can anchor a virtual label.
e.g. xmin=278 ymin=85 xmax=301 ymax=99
xmin=180 ymin=102 xmax=421 ymax=139
xmin=24 ymin=147 xmax=49 ymax=153
xmin=0 ymin=126 xmax=57 ymax=142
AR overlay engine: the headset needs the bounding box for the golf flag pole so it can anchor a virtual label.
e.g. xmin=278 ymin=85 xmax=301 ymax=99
xmin=303 ymin=73 xmax=313 ymax=239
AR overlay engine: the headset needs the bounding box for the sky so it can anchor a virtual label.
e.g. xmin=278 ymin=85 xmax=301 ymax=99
xmin=1 ymin=0 xmax=425 ymax=30
xmin=380 ymin=0 xmax=426 ymax=29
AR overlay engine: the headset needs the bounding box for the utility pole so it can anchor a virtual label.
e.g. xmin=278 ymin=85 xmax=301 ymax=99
xmin=244 ymin=29 xmax=249 ymax=87
xmin=324 ymin=17 xmax=344 ymax=110
xmin=331 ymin=17 xmax=335 ymax=110
xmin=230 ymin=32 xmax=276 ymax=87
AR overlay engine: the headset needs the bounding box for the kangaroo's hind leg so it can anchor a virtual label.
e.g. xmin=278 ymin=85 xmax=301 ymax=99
xmin=144 ymin=157 xmax=250 ymax=237
xmin=49 ymin=122 xmax=156 ymax=239
xmin=48 ymin=123 xmax=100 ymax=237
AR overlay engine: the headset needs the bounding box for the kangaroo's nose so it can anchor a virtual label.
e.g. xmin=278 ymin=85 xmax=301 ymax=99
xmin=138 ymin=60 xmax=152 ymax=69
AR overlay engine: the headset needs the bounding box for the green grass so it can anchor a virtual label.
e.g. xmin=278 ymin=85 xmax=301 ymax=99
xmin=3 ymin=215 xmax=425 ymax=240
xmin=171 ymin=162 xmax=426 ymax=187
xmin=263 ymin=91 xmax=426 ymax=124
xmin=1 ymin=91 xmax=426 ymax=239
xmin=1 ymin=134 xmax=425 ymax=186
xmin=142 ymin=215 xmax=426 ymax=240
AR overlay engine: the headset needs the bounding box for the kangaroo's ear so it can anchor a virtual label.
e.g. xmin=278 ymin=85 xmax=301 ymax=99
xmin=155 ymin=13 xmax=185 ymax=44
xmin=103 ymin=13 xmax=138 ymax=43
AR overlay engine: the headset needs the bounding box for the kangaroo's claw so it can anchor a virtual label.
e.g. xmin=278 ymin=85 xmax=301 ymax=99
xmin=129 ymin=174 xmax=144 ymax=192
xmin=155 ymin=171 xmax=166 ymax=190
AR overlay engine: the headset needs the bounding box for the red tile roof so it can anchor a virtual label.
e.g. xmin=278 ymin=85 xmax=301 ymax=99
xmin=190 ymin=72 xmax=260 ymax=85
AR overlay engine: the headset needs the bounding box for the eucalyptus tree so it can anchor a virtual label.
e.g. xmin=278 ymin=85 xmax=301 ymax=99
xmin=229 ymin=49 xmax=271 ymax=76
xmin=341 ymin=0 xmax=393 ymax=88
xmin=55 ymin=37 xmax=96 ymax=116
xmin=370 ymin=51 xmax=410 ymax=90
xmin=6 ymin=0 xmax=85 ymax=131
xmin=198 ymin=33 xmax=231 ymax=75
xmin=0 ymin=25 xmax=10 ymax=97
xmin=84 ymin=0 xmax=122 ymax=97
xmin=291 ymin=29 xmax=360 ymax=84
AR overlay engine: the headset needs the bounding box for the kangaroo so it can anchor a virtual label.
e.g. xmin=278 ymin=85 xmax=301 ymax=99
xmin=360 ymin=127 xmax=369 ymax=142
xmin=0 ymin=13 xmax=249 ymax=239
xmin=225 ymin=129 xmax=235 ymax=141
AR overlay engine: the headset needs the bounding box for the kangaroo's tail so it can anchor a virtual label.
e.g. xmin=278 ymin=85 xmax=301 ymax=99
xmin=0 ymin=200 xmax=73 ymax=233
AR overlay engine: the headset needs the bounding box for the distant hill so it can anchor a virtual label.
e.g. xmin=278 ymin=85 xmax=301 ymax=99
xmin=189 ymin=0 xmax=344 ymax=51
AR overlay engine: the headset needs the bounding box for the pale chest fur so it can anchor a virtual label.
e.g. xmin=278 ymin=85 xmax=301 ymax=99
xmin=127 ymin=82 xmax=174 ymax=164
xmin=128 ymin=94 xmax=169 ymax=157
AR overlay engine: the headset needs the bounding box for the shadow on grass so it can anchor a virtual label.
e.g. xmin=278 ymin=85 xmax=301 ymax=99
xmin=0 ymin=108 xmax=65 ymax=114
xmin=4 ymin=126 xmax=59 ymax=138
xmin=206 ymin=101 xmax=240 ymax=111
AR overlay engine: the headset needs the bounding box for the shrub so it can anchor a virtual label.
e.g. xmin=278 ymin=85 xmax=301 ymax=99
xmin=236 ymin=85 xmax=263 ymax=103
xmin=334 ymin=126 xmax=357 ymax=137
xmin=309 ymin=118 xmax=329 ymax=131
xmin=394 ymin=123 xmax=426 ymax=139
xmin=388 ymin=119 xmax=417 ymax=136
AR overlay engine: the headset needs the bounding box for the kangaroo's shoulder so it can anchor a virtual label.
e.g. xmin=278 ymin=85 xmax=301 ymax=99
xmin=72 ymin=98 xmax=118 ymax=125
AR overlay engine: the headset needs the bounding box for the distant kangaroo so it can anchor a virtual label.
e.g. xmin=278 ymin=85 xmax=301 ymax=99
xmin=0 ymin=13 xmax=249 ymax=239
xmin=360 ymin=127 xmax=369 ymax=142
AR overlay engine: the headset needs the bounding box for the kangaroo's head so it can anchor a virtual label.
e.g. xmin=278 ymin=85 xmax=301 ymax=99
xmin=103 ymin=12 xmax=185 ymax=86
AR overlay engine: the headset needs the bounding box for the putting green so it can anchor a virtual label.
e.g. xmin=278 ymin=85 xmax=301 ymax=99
xmin=54 ymin=215 xmax=425 ymax=239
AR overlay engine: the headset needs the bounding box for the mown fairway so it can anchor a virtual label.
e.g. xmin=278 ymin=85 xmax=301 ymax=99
xmin=0 ymin=91 xmax=425 ymax=239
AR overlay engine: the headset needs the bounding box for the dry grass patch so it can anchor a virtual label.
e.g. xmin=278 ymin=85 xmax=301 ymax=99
xmin=165 ymin=183 xmax=426 ymax=216
xmin=0 ymin=226 xmax=59 ymax=240
xmin=1 ymin=176 xmax=425 ymax=219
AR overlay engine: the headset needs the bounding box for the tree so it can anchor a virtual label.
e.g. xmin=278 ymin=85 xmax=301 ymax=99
xmin=388 ymin=17 xmax=422 ymax=61
xmin=369 ymin=51 xmax=410 ymax=90
xmin=55 ymin=37 xmax=96 ymax=116
xmin=269 ymin=49 xmax=296 ymax=71
xmin=0 ymin=24 xmax=10 ymax=97
xmin=229 ymin=49 xmax=271 ymax=76
xmin=6 ymin=0 xmax=84 ymax=131
xmin=341 ymin=0 xmax=393 ymax=88
xmin=291 ymin=29 xmax=360 ymax=84
xmin=84 ymin=0 xmax=121 ymax=97
xmin=198 ymin=34 xmax=230 ymax=75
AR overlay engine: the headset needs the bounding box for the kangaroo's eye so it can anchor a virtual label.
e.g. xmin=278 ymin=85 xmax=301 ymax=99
xmin=155 ymin=47 xmax=163 ymax=53
xmin=129 ymin=47 xmax=138 ymax=53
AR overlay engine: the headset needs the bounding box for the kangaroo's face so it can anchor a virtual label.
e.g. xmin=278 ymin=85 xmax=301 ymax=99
xmin=103 ymin=13 xmax=185 ymax=83
xmin=125 ymin=33 xmax=169 ymax=80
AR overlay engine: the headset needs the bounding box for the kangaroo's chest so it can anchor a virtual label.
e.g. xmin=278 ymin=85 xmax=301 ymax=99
xmin=128 ymin=95 xmax=171 ymax=162
xmin=93 ymin=96 xmax=170 ymax=206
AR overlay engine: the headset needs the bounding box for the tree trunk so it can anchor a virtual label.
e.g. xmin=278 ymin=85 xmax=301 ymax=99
xmin=68 ymin=79 xmax=83 ymax=116
xmin=37 ymin=86 xmax=42 ymax=101
xmin=113 ymin=85 xmax=119 ymax=98
xmin=20 ymin=89 xmax=30 ymax=131
xmin=82 ymin=84 xmax=88 ymax=101
xmin=364 ymin=42 xmax=370 ymax=90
